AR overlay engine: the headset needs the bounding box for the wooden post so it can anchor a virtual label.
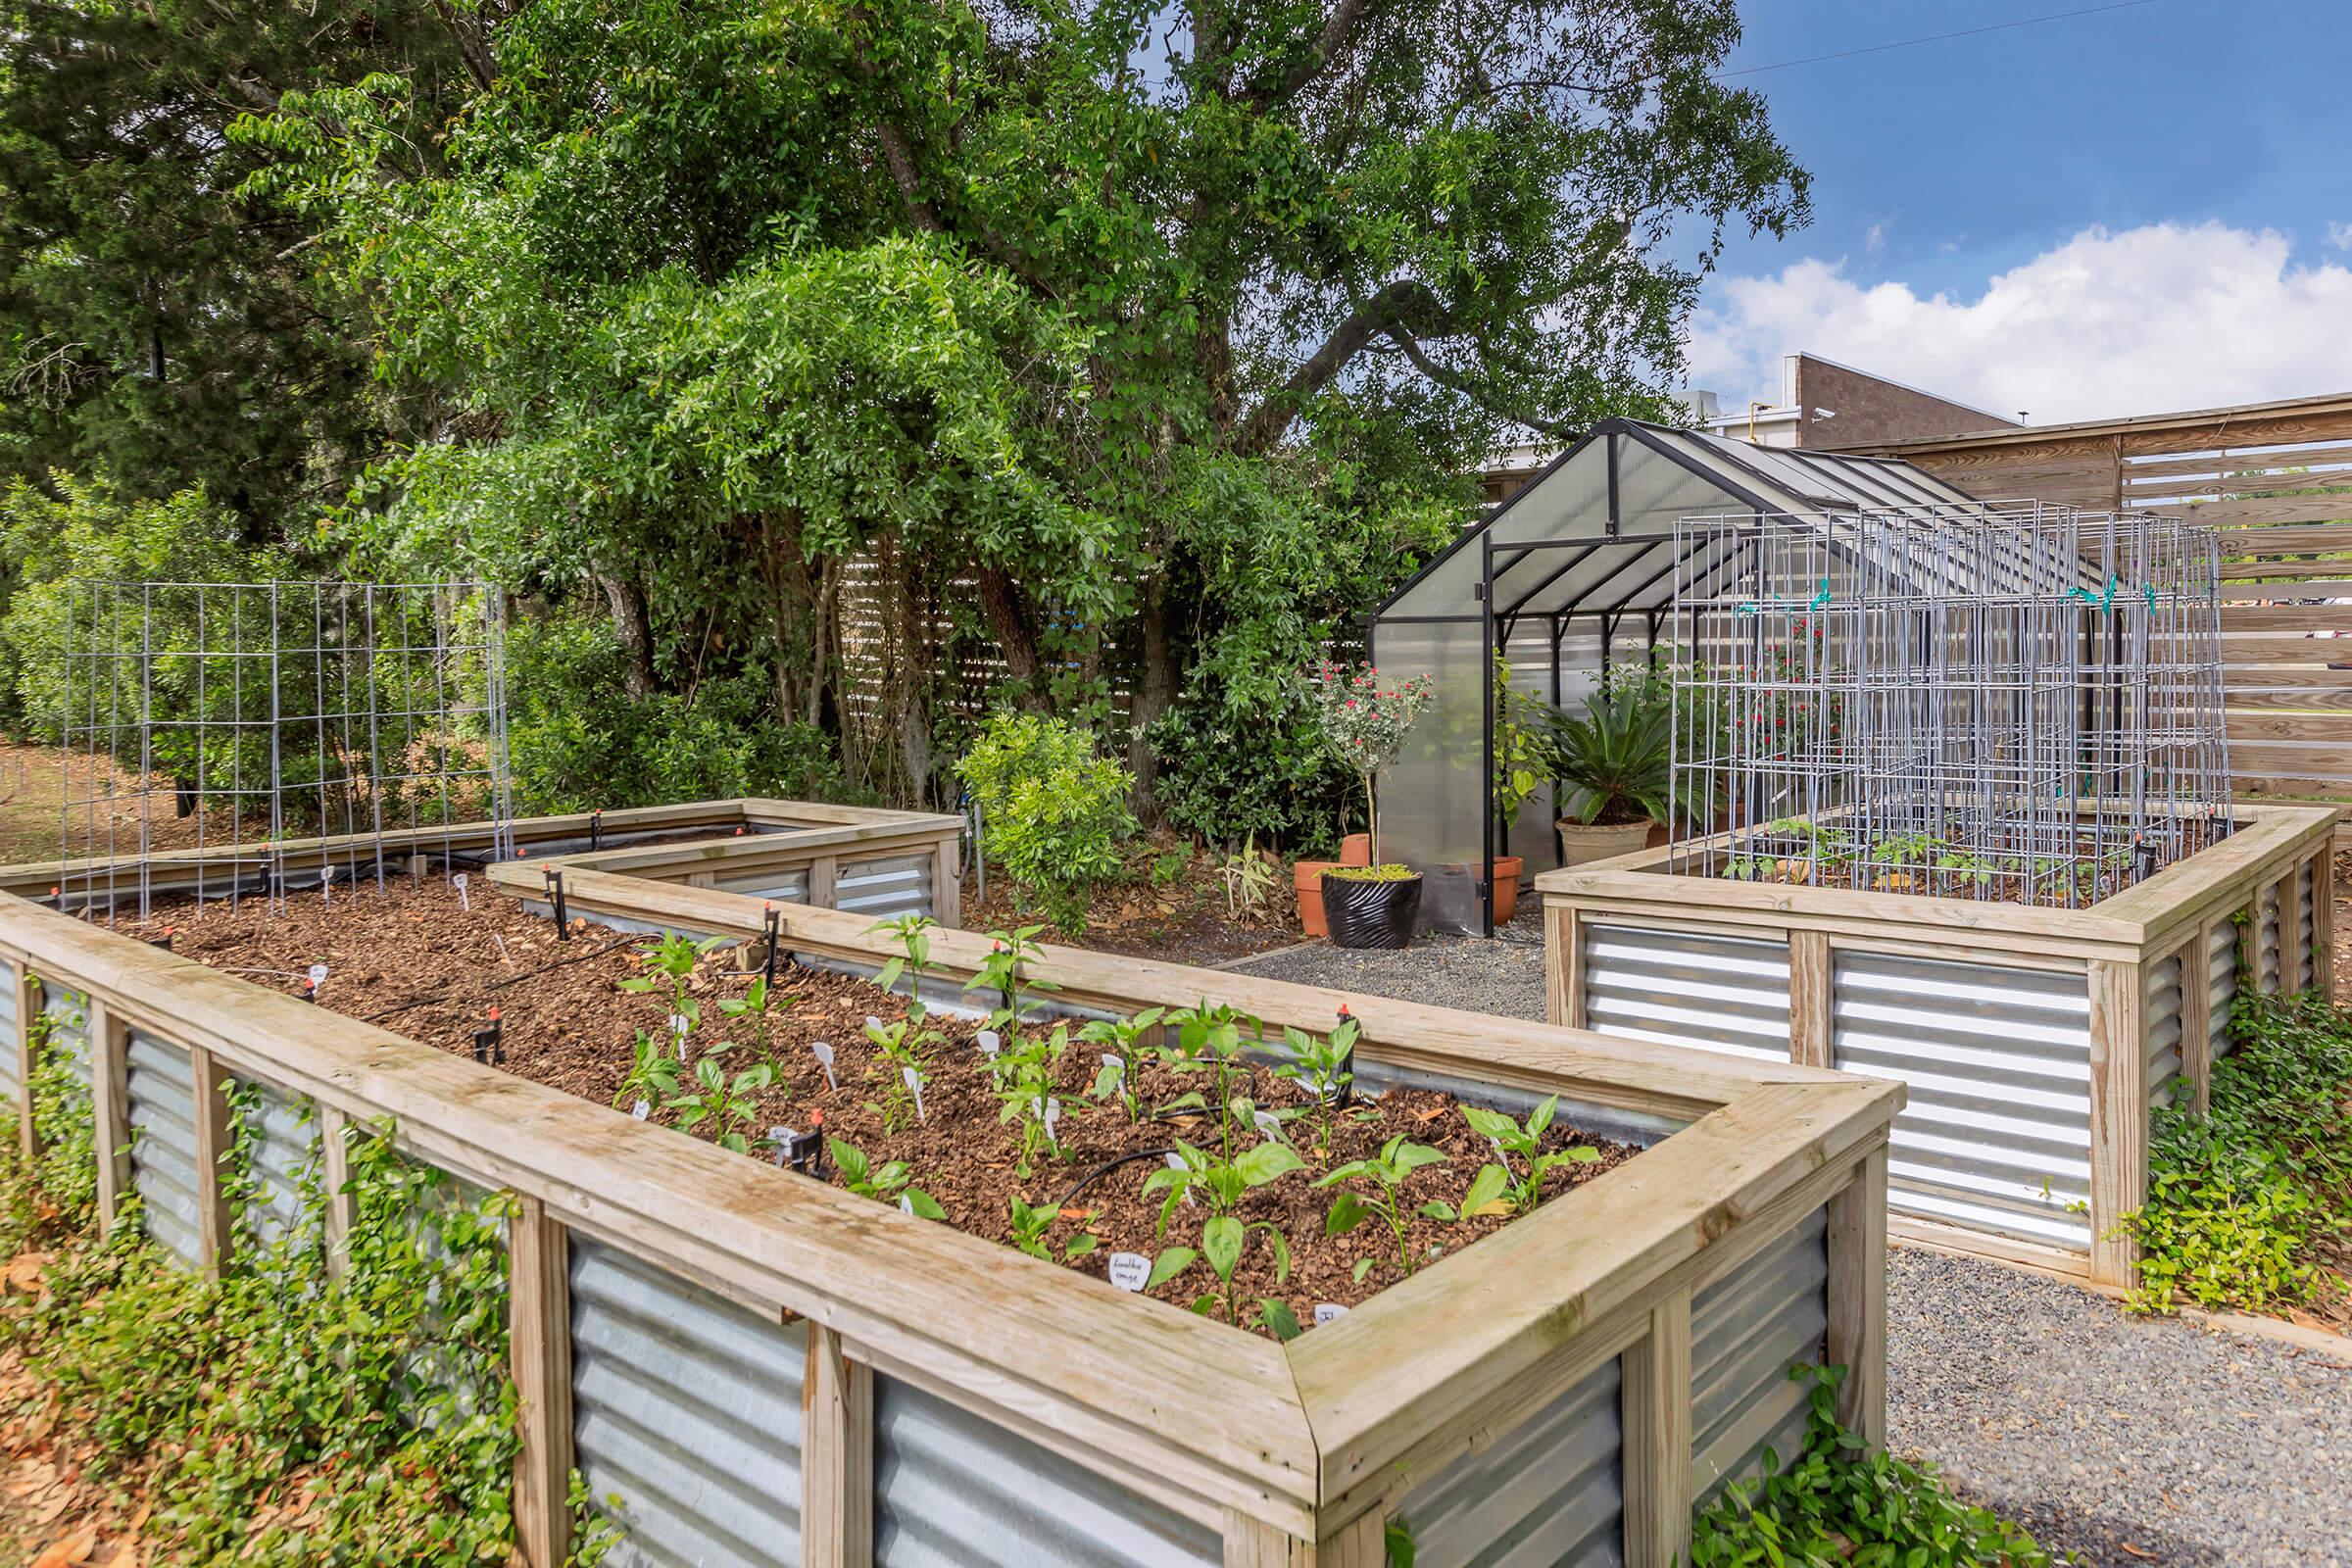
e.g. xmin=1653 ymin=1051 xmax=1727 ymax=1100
xmin=1620 ymin=1288 xmax=1693 ymax=1568
xmin=930 ymin=834 xmax=961 ymax=929
xmin=809 ymin=856 xmax=840 ymax=913
xmin=89 ymin=999 xmax=130 ymax=1230
xmin=2312 ymin=850 xmax=2336 ymax=1002
xmin=2180 ymin=926 xmax=2215 ymax=1116
xmin=1222 ymin=1512 xmax=1384 ymax=1567
xmin=1825 ymin=1148 xmax=1887 ymax=1446
xmin=1545 ymin=902 xmax=1583 ymax=1028
xmin=1788 ymin=931 xmax=1833 ymax=1069
xmin=318 ymin=1104 xmax=358 ymax=1277
xmin=2084 ymin=960 xmax=2146 ymax=1291
xmin=187 ymin=1046 xmax=238 ymax=1280
xmin=509 ymin=1195 xmax=573 ymax=1568
xmin=13 ymin=960 xmax=36 ymax=1160
xmin=804 ymin=1325 xmax=873 ymax=1568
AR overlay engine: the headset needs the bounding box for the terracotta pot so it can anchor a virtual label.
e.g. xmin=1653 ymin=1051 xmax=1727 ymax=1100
xmin=1492 ymin=855 xmax=1525 ymax=923
xmin=1557 ymin=818 xmax=1654 ymax=866
xmin=1339 ymin=833 xmax=1372 ymax=867
xmin=1646 ymin=822 xmax=1671 ymax=849
xmin=1295 ymin=859 xmax=1338 ymax=937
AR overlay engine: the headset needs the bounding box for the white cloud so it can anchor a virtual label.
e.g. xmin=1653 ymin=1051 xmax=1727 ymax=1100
xmin=1688 ymin=221 xmax=2352 ymax=424
xmin=1864 ymin=221 xmax=1885 ymax=255
xmin=2329 ymin=220 xmax=2352 ymax=250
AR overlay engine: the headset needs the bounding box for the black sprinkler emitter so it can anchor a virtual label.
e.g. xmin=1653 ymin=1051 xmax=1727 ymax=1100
xmin=472 ymin=1006 xmax=504 ymax=1065
xmin=762 ymin=901 xmax=781 ymax=990
xmin=546 ymin=865 xmax=569 ymax=939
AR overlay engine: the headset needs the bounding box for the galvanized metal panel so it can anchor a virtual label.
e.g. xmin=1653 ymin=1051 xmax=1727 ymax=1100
xmin=835 ymin=854 xmax=934 ymax=920
xmin=570 ymin=1236 xmax=806 ymax=1568
xmin=1396 ymin=1351 xmax=1624 ymax=1568
xmin=0 ymin=975 xmax=16 ymax=1101
xmin=41 ymin=986 xmax=91 ymax=1089
xmin=715 ymin=867 xmax=812 ymax=905
xmin=2300 ymin=868 xmax=2319 ymax=990
xmin=2207 ymin=920 xmax=2238 ymax=1064
xmin=2143 ymin=954 xmax=2183 ymax=1110
xmin=1691 ymin=1206 xmax=1827 ymax=1502
xmin=240 ymin=1080 xmax=314 ymax=1250
xmin=1581 ymin=923 xmax=1792 ymax=1063
xmin=873 ymin=1376 xmax=1220 ymax=1568
xmin=1833 ymin=950 xmax=2092 ymax=1252
xmin=2255 ymin=885 xmax=2281 ymax=994
xmin=126 ymin=1031 xmax=204 ymax=1268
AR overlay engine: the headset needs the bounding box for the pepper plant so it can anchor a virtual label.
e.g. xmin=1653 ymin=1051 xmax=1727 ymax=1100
xmin=1079 ymin=1007 xmax=1163 ymax=1122
xmin=664 ymin=1056 xmax=778 ymax=1153
xmin=1434 ymin=1095 xmax=1600 ymax=1218
xmin=963 ymin=924 xmax=1055 ymax=1034
xmin=1317 ymin=1135 xmax=1448 ymax=1280
xmin=714 ymin=974 xmax=788 ymax=1074
xmin=1271 ymin=1014 xmax=1358 ymax=1160
xmin=612 ymin=1028 xmax=683 ymax=1111
xmin=1005 ymin=1196 xmax=1100 ymax=1262
xmin=617 ymin=930 xmax=730 ymax=1045
xmin=860 ymin=1016 xmax=933 ymax=1133
xmin=870 ymin=912 xmax=939 ymax=1019
xmin=990 ymin=1022 xmax=1072 ymax=1177
xmin=826 ymin=1137 xmax=946 ymax=1218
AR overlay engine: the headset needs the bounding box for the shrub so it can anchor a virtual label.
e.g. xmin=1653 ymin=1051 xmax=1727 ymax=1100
xmin=956 ymin=710 xmax=1135 ymax=932
xmin=1148 ymin=681 xmax=1355 ymax=856
xmin=2119 ymin=988 xmax=2352 ymax=1315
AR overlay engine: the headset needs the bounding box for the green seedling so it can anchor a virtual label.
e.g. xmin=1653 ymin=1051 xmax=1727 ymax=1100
xmin=1317 ymin=1135 xmax=1448 ymax=1280
xmin=827 ymin=1136 xmax=945 ymax=1218
xmin=1144 ymin=1137 xmax=1304 ymax=1233
xmin=964 ymin=925 xmax=1055 ymax=1033
xmin=1005 ymin=1196 xmax=1100 ymax=1262
xmin=1432 ymin=1095 xmax=1599 ymax=1219
xmin=664 ymin=1056 xmax=776 ymax=1154
xmin=1078 ymin=1007 xmax=1163 ymax=1122
xmin=990 ymin=1022 xmax=1071 ymax=1177
xmin=869 ymin=912 xmax=939 ymax=1019
xmin=612 ymin=1028 xmax=681 ymax=1111
xmin=860 ymin=1015 xmax=934 ymax=1134
xmin=618 ymin=930 xmax=730 ymax=1044
xmin=1271 ymin=1014 xmax=1358 ymax=1159
xmin=714 ymin=974 xmax=788 ymax=1072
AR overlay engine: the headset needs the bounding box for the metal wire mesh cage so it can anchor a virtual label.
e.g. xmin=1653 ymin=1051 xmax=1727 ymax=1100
xmin=57 ymin=580 xmax=513 ymax=919
xmin=1666 ymin=508 xmax=2233 ymax=908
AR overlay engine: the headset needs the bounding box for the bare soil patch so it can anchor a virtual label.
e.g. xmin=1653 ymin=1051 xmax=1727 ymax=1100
xmin=959 ymin=831 xmax=1302 ymax=965
xmin=114 ymin=879 xmax=1635 ymax=1334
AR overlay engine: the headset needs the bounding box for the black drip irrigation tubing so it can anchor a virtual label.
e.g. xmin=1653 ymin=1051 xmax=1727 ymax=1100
xmin=359 ymin=935 xmax=636 ymax=1024
xmin=1056 ymin=1146 xmax=1179 ymax=1208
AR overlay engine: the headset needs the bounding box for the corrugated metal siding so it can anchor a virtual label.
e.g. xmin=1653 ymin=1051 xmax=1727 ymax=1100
xmin=1396 ymin=1353 xmax=1624 ymax=1568
xmin=873 ymin=1377 xmax=1220 ymax=1568
xmin=835 ymin=854 xmax=934 ymax=920
xmin=2255 ymin=885 xmax=2281 ymax=994
xmin=0 ymin=975 xmax=16 ymax=1101
xmin=2299 ymin=869 xmax=2318 ymax=992
xmin=715 ymin=867 xmax=812 ymax=905
xmin=2207 ymin=919 xmax=2238 ymax=1064
xmin=570 ymin=1237 xmax=807 ymax=1568
xmin=1690 ymin=1207 xmax=1827 ymax=1502
xmin=241 ymin=1081 xmax=313 ymax=1250
xmin=1581 ymin=924 xmax=1792 ymax=1063
xmin=42 ymin=987 xmax=91 ymax=1089
xmin=2144 ymin=954 xmax=2183 ymax=1109
xmin=126 ymin=1032 xmax=203 ymax=1268
xmin=1833 ymin=951 xmax=2093 ymax=1252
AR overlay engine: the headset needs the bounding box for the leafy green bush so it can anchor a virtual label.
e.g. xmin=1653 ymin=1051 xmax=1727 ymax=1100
xmin=508 ymin=613 xmax=855 ymax=811
xmin=1148 ymin=681 xmax=1355 ymax=856
xmin=2120 ymin=989 xmax=2352 ymax=1315
xmin=1688 ymin=1366 xmax=2057 ymax=1568
xmin=956 ymin=710 xmax=1135 ymax=932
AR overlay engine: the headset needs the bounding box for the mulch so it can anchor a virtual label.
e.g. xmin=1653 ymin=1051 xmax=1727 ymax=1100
xmin=115 ymin=879 xmax=1637 ymax=1336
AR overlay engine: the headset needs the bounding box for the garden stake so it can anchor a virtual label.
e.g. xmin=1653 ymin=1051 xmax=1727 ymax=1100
xmin=472 ymin=1006 xmax=503 ymax=1065
xmin=589 ymin=808 xmax=603 ymax=851
xmin=1334 ymin=1005 xmax=1357 ymax=1109
xmin=762 ymin=901 xmax=780 ymax=989
xmin=546 ymin=866 xmax=568 ymax=939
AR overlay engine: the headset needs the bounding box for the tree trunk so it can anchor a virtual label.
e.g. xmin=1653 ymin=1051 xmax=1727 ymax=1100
xmin=1127 ymin=570 xmax=1178 ymax=821
xmin=974 ymin=564 xmax=1052 ymax=710
xmin=596 ymin=568 xmax=658 ymax=700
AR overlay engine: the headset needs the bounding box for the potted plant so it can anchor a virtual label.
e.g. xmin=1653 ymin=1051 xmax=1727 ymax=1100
xmin=1531 ymin=668 xmax=1690 ymax=866
xmin=1291 ymin=830 xmax=1371 ymax=939
xmin=1301 ymin=660 xmax=1435 ymax=948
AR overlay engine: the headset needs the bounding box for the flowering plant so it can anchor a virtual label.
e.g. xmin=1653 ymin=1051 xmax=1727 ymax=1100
xmin=1301 ymin=659 xmax=1435 ymax=864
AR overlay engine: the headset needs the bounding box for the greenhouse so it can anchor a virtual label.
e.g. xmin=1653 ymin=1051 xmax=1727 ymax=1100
xmin=1364 ymin=416 xmax=1996 ymax=935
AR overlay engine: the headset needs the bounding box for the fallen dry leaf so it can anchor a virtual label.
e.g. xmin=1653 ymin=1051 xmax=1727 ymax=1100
xmin=2117 ymin=1545 xmax=2156 ymax=1561
xmin=29 ymin=1522 xmax=98 ymax=1568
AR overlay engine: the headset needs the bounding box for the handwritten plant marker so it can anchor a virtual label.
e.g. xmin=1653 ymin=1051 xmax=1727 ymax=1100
xmin=865 ymin=1014 xmax=884 ymax=1033
xmin=631 ymin=1099 xmax=651 ymax=1121
xmin=319 ymin=862 xmax=337 ymax=904
xmin=1106 ymin=1252 xmax=1152 ymax=1293
xmin=1313 ymin=1302 xmax=1348 ymax=1326
xmin=452 ymin=871 xmax=469 ymax=910
xmin=904 ymin=1065 xmax=926 ymax=1121
xmin=810 ymin=1040 xmax=836 ymax=1091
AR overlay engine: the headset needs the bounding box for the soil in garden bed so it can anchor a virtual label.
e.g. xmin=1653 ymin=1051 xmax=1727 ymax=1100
xmin=960 ymin=830 xmax=1301 ymax=965
xmin=115 ymin=879 xmax=1638 ymax=1334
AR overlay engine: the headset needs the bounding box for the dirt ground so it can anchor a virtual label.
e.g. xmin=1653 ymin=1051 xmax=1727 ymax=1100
xmin=121 ymin=878 xmax=1634 ymax=1331
xmin=958 ymin=831 xmax=1304 ymax=964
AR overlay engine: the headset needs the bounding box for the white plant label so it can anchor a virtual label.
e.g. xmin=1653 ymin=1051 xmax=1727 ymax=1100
xmin=904 ymin=1066 xmax=926 ymax=1121
xmin=899 ymin=1194 xmax=915 ymax=1216
xmin=810 ymin=1040 xmax=836 ymax=1091
xmin=307 ymin=963 xmax=328 ymax=991
xmin=770 ymin=1127 xmax=795 ymax=1165
xmin=631 ymin=1099 xmax=651 ymax=1121
xmin=1163 ymin=1152 xmax=1195 ymax=1206
xmin=1100 ymin=1052 xmax=1123 ymax=1080
xmin=977 ymin=1029 xmax=1001 ymax=1060
xmin=1042 ymin=1097 xmax=1061 ymax=1142
xmin=865 ymin=1013 xmax=884 ymax=1033
xmin=1252 ymin=1109 xmax=1282 ymax=1142
xmin=1106 ymin=1251 xmax=1152 ymax=1293
xmin=1313 ymin=1302 xmax=1348 ymax=1327
xmin=453 ymin=871 xmax=469 ymax=910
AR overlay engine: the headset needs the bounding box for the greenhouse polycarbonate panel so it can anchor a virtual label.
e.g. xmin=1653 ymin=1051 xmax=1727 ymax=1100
xmin=2206 ymin=920 xmax=2238 ymax=1064
xmin=570 ymin=1236 xmax=806 ymax=1568
xmin=126 ymin=1031 xmax=203 ymax=1268
xmin=1396 ymin=1351 xmax=1624 ymax=1568
xmin=835 ymin=854 xmax=933 ymax=920
xmin=2144 ymin=954 xmax=2183 ymax=1109
xmin=1379 ymin=616 xmax=1493 ymax=934
xmin=716 ymin=867 xmax=812 ymax=905
xmin=241 ymin=1080 xmax=314 ymax=1251
xmin=1691 ymin=1206 xmax=1828 ymax=1502
xmin=1581 ymin=924 xmax=1792 ymax=1063
xmin=1832 ymin=951 xmax=2092 ymax=1252
xmin=874 ymin=1376 xmax=1220 ymax=1568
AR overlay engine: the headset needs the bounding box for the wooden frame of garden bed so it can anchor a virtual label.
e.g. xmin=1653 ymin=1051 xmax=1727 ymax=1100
xmin=0 ymin=849 xmax=1898 ymax=1568
xmin=1535 ymin=801 xmax=2336 ymax=1291
xmin=0 ymin=798 xmax=964 ymax=926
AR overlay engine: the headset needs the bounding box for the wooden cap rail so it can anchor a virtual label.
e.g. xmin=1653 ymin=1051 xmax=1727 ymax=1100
xmin=3 ymin=859 xmax=1899 ymax=1561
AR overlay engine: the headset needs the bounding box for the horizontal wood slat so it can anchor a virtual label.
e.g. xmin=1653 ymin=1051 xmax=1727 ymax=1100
xmin=2225 ymin=743 xmax=2352 ymax=779
xmin=2218 ymin=561 xmax=2352 ymax=581
xmin=2223 ymin=687 xmax=2352 ymax=710
xmin=2216 ymin=636 xmax=2352 ymax=664
xmin=2195 ymin=498 xmax=2352 ymax=530
xmin=2220 ymin=606 xmax=2352 ymax=632
xmin=2219 ymin=580 xmax=2352 ymax=600
xmin=2124 ymin=441 xmax=2352 ymax=481
xmin=2126 ymin=471 xmax=2352 ymax=504
xmin=2228 ymin=712 xmax=2352 ymax=742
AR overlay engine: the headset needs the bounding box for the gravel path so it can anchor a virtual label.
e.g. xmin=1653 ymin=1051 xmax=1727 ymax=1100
xmin=1226 ymin=934 xmax=2352 ymax=1566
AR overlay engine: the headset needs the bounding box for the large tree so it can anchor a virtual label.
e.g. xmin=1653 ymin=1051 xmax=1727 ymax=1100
xmin=0 ymin=1 xmax=480 ymax=532
xmin=262 ymin=0 xmax=1807 ymax=815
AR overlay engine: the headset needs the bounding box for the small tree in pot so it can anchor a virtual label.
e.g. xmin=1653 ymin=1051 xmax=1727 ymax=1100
xmin=1302 ymin=660 xmax=1434 ymax=948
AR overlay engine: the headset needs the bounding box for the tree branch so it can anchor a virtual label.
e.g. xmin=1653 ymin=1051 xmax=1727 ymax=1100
xmin=430 ymin=1 xmax=499 ymax=95
xmin=1233 ymin=277 xmax=1442 ymax=454
xmin=1241 ymin=0 xmax=1380 ymax=112
xmin=1385 ymin=324 xmax=1579 ymax=441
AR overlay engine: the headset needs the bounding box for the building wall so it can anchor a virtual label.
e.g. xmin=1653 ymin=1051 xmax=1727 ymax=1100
xmin=1791 ymin=356 xmax=2017 ymax=449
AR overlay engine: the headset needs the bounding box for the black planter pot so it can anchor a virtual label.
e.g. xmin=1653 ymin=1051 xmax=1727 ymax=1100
xmin=1320 ymin=872 xmax=1422 ymax=950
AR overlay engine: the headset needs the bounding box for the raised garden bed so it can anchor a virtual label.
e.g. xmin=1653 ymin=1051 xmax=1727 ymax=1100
xmin=1537 ymin=801 xmax=2337 ymax=1290
xmin=0 ymin=802 xmax=1901 ymax=1568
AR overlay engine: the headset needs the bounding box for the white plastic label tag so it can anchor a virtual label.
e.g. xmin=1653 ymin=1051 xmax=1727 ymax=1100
xmin=1313 ymin=1302 xmax=1348 ymax=1326
xmin=631 ymin=1099 xmax=651 ymax=1121
xmin=811 ymin=1040 xmax=836 ymax=1091
xmin=1107 ymin=1252 xmax=1151 ymax=1292
xmin=977 ymin=1029 xmax=1001 ymax=1059
xmin=307 ymin=963 xmax=328 ymax=990
xmin=1163 ymin=1152 xmax=1195 ymax=1205
xmin=1252 ymin=1109 xmax=1282 ymax=1141
xmin=904 ymin=1066 xmax=926 ymax=1121
xmin=453 ymin=871 xmax=469 ymax=909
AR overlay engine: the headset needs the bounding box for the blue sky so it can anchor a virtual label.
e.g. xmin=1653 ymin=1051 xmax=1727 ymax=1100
xmin=1683 ymin=0 xmax=2352 ymax=422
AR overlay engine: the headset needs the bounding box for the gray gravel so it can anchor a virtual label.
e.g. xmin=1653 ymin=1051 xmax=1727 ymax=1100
xmin=1227 ymin=934 xmax=2352 ymax=1567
